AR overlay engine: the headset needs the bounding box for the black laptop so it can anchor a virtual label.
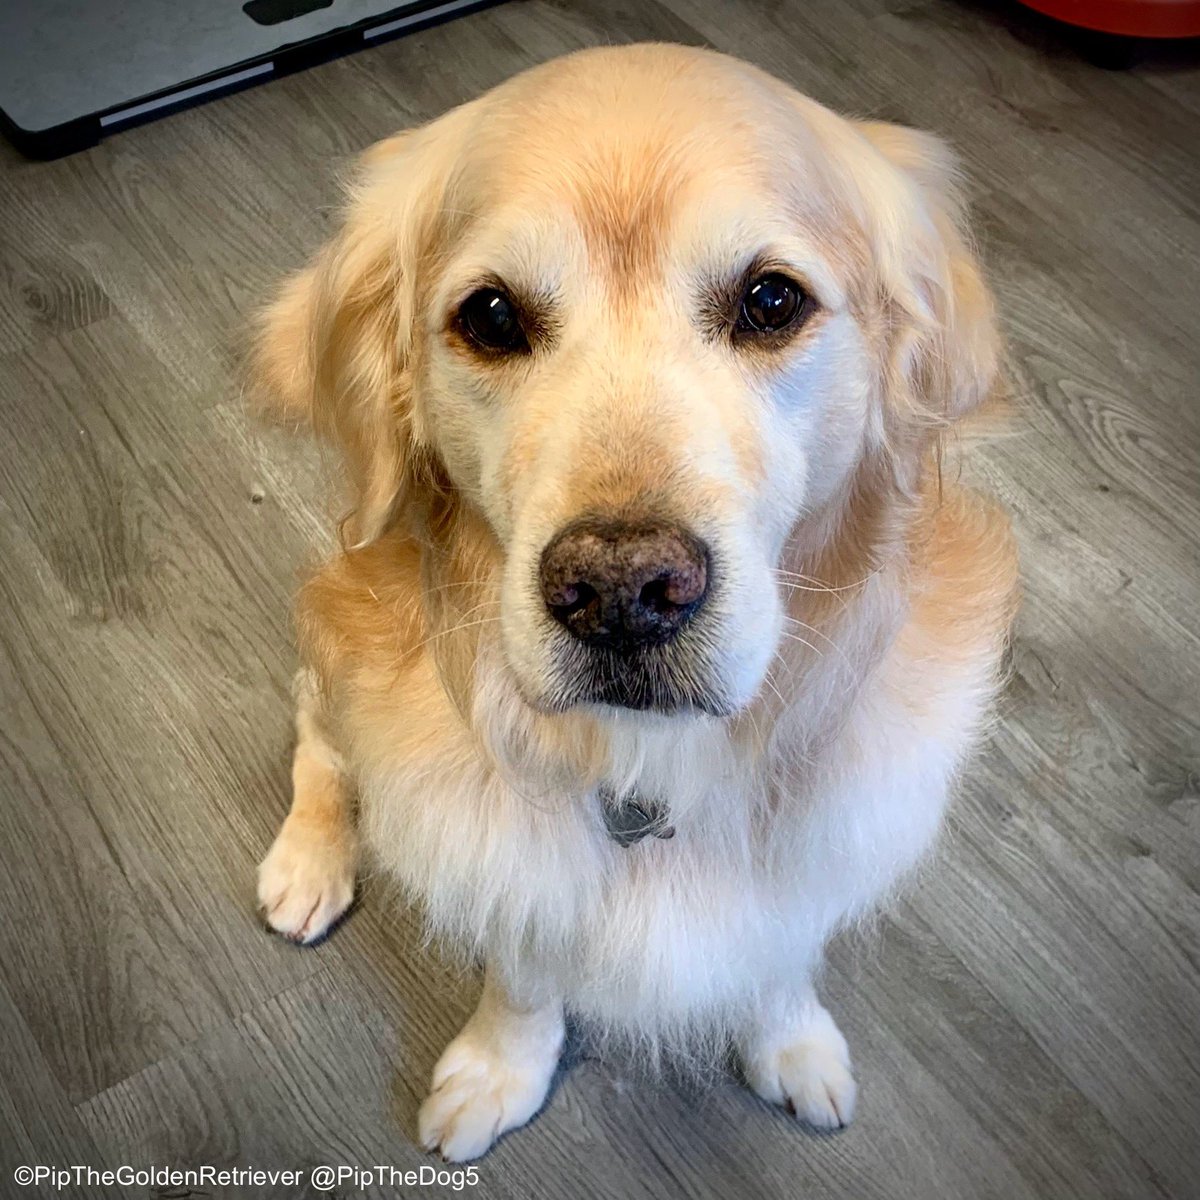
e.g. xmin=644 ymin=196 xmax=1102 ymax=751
xmin=0 ymin=0 xmax=502 ymax=159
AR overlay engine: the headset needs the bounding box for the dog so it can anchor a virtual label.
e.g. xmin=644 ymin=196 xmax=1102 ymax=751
xmin=254 ymin=43 xmax=1019 ymax=1162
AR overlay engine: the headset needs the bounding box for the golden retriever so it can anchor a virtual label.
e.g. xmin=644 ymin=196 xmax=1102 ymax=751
xmin=254 ymin=43 xmax=1019 ymax=1161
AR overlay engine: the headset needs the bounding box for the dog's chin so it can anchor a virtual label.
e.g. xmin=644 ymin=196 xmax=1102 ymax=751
xmin=518 ymin=639 xmax=740 ymax=718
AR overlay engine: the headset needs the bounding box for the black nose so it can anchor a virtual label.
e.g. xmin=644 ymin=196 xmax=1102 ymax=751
xmin=539 ymin=518 xmax=710 ymax=651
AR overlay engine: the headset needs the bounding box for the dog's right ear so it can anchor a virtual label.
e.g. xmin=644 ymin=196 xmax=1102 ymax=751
xmin=251 ymin=123 xmax=459 ymax=548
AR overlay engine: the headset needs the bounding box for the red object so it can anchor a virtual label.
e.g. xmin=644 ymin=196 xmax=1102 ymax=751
xmin=1016 ymin=0 xmax=1200 ymax=36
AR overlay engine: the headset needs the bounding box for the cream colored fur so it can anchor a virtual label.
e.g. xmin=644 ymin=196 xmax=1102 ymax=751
xmin=253 ymin=44 xmax=1019 ymax=1161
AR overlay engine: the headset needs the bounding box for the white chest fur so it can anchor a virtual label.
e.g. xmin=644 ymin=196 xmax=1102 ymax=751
xmin=355 ymin=629 xmax=991 ymax=1039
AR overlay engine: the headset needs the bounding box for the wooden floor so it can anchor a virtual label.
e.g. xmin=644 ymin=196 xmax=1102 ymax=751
xmin=2 ymin=2 xmax=1198 ymax=1197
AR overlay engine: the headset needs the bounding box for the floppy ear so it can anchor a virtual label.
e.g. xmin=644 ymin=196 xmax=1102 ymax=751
xmin=252 ymin=126 xmax=453 ymax=548
xmin=854 ymin=121 xmax=1000 ymax=433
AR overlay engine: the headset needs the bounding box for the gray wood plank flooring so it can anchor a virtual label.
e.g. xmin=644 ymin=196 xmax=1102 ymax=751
xmin=2 ymin=2 xmax=1197 ymax=1197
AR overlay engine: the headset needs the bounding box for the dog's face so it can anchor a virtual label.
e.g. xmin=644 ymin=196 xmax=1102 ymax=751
xmin=426 ymin=68 xmax=875 ymax=717
xmin=258 ymin=46 xmax=996 ymax=717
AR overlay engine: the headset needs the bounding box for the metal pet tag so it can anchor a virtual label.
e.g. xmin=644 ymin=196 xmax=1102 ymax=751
xmin=599 ymin=785 xmax=675 ymax=848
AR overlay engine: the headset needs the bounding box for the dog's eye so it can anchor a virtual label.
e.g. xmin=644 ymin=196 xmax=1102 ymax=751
xmin=737 ymin=273 xmax=808 ymax=335
xmin=458 ymin=287 xmax=528 ymax=354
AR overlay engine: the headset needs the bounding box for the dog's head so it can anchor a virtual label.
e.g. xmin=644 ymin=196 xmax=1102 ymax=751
xmin=256 ymin=45 xmax=998 ymax=717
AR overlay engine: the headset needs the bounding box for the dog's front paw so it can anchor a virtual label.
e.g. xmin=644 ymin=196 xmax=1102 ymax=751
xmin=418 ymin=1031 xmax=559 ymax=1161
xmin=256 ymin=815 xmax=355 ymax=945
xmin=742 ymin=1003 xmax=857 ymax=1130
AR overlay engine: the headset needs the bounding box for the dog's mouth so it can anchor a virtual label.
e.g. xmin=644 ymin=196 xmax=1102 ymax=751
xmin=538 ymin=634 xmax=736 ymax=716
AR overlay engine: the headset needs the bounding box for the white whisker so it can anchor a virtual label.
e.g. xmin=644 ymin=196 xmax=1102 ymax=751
xmin=399 ymin=613 xmax=502 ymax=664
xmin=759 ymin=669 xmax=788 ymax=710
xmin=777 ymin=629 xmax=824 ymax=657
xmin=773 ymin=566 xmax=880 ymax=593
xmin=782 ymin=614 xmax=853 ymax=667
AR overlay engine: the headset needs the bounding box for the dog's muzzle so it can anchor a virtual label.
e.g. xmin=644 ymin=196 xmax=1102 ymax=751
xmin=536 ymin=516 xmax=723 ymax=713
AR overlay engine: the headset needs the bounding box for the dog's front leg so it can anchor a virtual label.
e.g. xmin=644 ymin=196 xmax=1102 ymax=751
xmin=738 ymin=979 xmax=857 ymax=1130
xmin=418 ymin=963 xmax=564 ymax=1161
xmin=257 ymin=670 xmax=357 ymax=944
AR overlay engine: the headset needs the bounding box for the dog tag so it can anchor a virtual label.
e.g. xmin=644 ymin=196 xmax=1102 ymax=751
xmin=599 ymin=785 xmax=675 ymax=848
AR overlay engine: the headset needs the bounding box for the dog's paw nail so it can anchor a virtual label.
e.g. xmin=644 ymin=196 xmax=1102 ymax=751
xmin=257 ymin=822 xmax=355 ymax=945
xmin=743 ymin=1007 xmax=857 ymax=1131
xmin=418 ymin=1033 xmax=559 ymax=1161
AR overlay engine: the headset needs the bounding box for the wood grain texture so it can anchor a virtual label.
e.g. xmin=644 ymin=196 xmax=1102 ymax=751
xmin=1 ymin=1 xmax=1197 ymax=1197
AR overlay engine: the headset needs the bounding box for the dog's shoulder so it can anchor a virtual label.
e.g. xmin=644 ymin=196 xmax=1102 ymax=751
xmin=907 ymin=479 xmax=1020 ymax=658
xmin=295 ymin=530 xmax=426 ymax=691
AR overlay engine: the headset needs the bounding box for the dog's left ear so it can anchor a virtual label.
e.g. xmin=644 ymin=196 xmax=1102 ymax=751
xmin=854 ymin=121 xmax=1000 ymax=429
